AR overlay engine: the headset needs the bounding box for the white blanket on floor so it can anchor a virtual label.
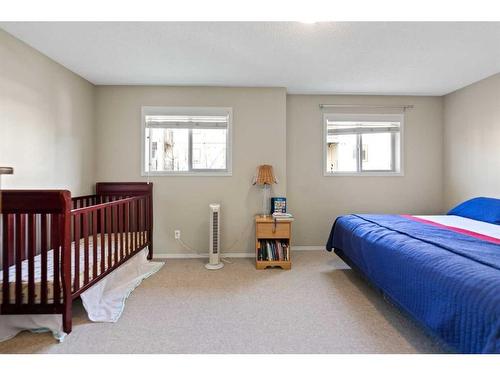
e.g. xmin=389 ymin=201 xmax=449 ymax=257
xmin=0 ymin=248 xmax=164 ymax=342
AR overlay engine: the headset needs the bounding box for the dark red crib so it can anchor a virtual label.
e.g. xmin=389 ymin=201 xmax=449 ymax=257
xmin=0 ymin=182 xmax=153 ymax=334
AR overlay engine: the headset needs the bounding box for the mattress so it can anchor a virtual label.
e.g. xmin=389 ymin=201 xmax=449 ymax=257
xmin=0 ymin=231 xmax=147 ymax=304
xmin=415 ymin=215 xmax=500 ymax=239
xmin=326 ymin=214 xmax=500 ymax=353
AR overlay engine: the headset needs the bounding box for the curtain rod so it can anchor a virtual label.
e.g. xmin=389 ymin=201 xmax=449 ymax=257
xmin=319 ymin=104 xmax=414 ymax=110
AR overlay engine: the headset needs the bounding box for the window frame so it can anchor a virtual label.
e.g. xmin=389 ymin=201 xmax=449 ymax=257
xmin=323 ymin=113 xmax=404 ymax=177
xmin=141 ymin=106 xmax=233 ymax=177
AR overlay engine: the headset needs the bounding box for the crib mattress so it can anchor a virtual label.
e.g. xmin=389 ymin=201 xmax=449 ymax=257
xmin=0 ymin=232 xmax=147 ymax=304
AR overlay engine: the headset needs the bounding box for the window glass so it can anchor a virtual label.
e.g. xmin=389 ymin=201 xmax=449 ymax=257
xmin=324 ymin=115 xmax=402 ymax=175
xmin=361 ymin=132 xmax=393 ymax=171
xmin=142 ymin=107 xmax=231 ymax=175
xmin=146 ymin=128 xmax=189 ymax=172
xmin=192 ymin=128 xmax=227 ymax=170
xmin=327 ymin=134 xmax=357 ymax=173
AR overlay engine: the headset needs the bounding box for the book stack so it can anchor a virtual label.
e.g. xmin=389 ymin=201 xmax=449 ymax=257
xmin=258 ymin=240 xmax=290 ymax=261
xmin=272 ymin=212 xmax=294 ymax=221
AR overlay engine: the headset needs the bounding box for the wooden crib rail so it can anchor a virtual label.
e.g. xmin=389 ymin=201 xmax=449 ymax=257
xmin=70 ymin=194 xmax=151 ymax=297
xmin=0 ymin=190 xmax=72 ymax=332
xmin=71 ymin=194 xmax=123 ymax=210
xmin=96 ymin=182 xmax=153 ymax=197
xmin=95 ymin=182 xmax=153 ymax=260
xmin=0 ymin=183 xmax=153 ymax=335
xmin=1 ymin=190 xmax=72 ymax=214
xmin=72 ymin=195 xmax=98 ymax=210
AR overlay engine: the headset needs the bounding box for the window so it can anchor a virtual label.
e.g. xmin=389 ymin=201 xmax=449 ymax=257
xmin=142 ymin=107 xmax=232 ymax=176
xmin=324 ymin=113 xmax=403 ymax=176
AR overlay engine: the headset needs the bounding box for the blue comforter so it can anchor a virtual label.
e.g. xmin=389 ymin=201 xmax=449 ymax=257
xmin=326 ymin=214 xmax=500 ymax=354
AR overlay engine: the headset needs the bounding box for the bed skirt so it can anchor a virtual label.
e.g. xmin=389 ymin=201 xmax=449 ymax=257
xmin=0 ymin=248 xmax=164 ymax=342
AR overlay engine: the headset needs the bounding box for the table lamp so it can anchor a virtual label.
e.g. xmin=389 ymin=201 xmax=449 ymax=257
xmin=253 ymin=164 xmax=277 ymax=217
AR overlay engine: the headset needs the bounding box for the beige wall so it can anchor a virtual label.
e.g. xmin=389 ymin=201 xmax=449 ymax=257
xmin=1 ymin=29 xmax=467 ymax=253
xmin=286 ymin=95 xmax=444 ymax=246
xmin=443 ymin=73 xmax=500 ymax=209
xmin=0 ymin=29 xmax=96 ymax=195
xmin=95 ymin=86 xmax=287 ymax=255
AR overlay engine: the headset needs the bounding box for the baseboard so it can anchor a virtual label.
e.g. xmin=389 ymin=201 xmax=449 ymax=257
xmin=154 ymin=246 xmax=325 ymax=259
xmin=154 ymin=252 xmax=254 ymax=259
xmin=292 ymin=246 xmax=326 ymax=251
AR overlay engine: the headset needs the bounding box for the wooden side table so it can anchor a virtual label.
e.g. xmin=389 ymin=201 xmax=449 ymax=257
xmin=255 ymin=215 xmax=292 ymax=270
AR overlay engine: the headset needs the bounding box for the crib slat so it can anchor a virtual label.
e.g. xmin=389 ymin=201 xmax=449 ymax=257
xmin=122 ymin=203 xmax=126 ymax=257
xmin=143 ymin=198 xmax=147 ymax=245
xmin=2 ymin=215 xmax=11 ymax=306
xmin=137 ymin=199 xmax=140 ymax=246
xmin=146 ymin=196 xmax=150 ymax=244
xmin=116 ymin=204 xmax=120 ymax=261
xmin=139 ymin=198 xmax=143 ymax=246
xmin=147 ymin=195 xmax=150 ymax=243
xmin=141 ymin=198 xmax=145 ymax=245
xmin=74 ymin=214 xmax=80 ymax=291
xmin=83 ymin=212 xmax=89 ymax=285
xmin=15 ymin=215 xmax=25 ymax=306
xmin=137 ymin=200 xmax=141 ymax=247
xmin=100 ymin=208 xmax=105 ymax=274
xmin=137 ymin=199 xmax=141 ymax=246
xmin=51 ymin=214 xmax=61 ymax=304
xmin=118 ymin=204 xmax=124 ymax=260
xmin=145 ymin=195 xmax=150 ymax=243
xmin=106 ymin=206 xmax=112 ymax=267
xmin=27 ymin=214 xmax=36 ymax=305
xmin=7 ymin=215 xmax=14 ymax=267
xmin=125 ymin=202 xmax=130 ymax=256
xmin=40 ymin=214 xmax=48 ymax=304
xmin=92 ymin=211 xmax=98 ymax=279
xmin=132 ymin=200 xmax=137 ymax=251
xmin=113 ymin=205 xmax=118 ymax=264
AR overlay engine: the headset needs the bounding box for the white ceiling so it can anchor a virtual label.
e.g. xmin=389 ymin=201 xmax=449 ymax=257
xmin=2 ymin=22 xmax=500 ymax=95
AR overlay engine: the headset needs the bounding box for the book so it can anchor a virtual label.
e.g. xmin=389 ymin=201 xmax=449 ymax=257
xmin=258 ymin=239 xmax=290 ymax=262
xmin=272 ymin=212 xmax=294 ymax=221
xmin=271 ymin=197 xmax=286 ymax=214
xmin=267 ymin=241 xmax=272 ymax=261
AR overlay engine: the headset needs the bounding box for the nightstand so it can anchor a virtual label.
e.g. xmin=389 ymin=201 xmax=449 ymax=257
xmin=255 ymin=215 xmax=292 ymax=270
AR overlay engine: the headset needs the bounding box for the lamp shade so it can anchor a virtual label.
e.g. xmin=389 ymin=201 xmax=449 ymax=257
xmin=253 ymin=165 xmax=277 ymax=186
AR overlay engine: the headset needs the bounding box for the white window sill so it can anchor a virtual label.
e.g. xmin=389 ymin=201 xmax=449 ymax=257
xmin=141 ymin=171 xmax=232 ymax=177
xmin=324 ymin=171 xmax=404 ymax=177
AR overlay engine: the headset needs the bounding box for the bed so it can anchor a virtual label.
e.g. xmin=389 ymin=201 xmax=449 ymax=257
xmin=0 ymin=182 xmax=155 ymax=337
xmin=326 ymin=197 xmax=500 ymax=354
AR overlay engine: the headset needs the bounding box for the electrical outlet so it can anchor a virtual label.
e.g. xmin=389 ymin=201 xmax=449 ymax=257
xmin=174 ymin=230 xmax=181 ymax=240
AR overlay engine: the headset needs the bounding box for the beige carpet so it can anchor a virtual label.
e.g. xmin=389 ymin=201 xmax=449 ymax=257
xmin=0 ymin=251 xmax=447 ymax=354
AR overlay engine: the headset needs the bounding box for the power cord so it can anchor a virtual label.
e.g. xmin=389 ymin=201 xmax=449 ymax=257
xmin=175 ymin=236 xmax=233 ymax=264
xmin=173 ymin=221 xmax=253 ymax=264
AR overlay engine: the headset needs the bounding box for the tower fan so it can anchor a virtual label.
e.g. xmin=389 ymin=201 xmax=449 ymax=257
xmin=205 ymin=203 xmax=224 ymax=270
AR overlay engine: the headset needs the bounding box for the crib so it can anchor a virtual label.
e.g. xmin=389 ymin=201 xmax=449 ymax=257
xmin=0 ymin=182 xmax=153 ymax=334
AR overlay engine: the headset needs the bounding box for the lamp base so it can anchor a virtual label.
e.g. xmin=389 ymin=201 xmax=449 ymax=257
xmin=261 ymin=184 xmax=271 ymax=216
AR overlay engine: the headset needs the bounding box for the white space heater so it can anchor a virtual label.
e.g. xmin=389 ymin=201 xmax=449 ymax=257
xmin=205 ymin=203 xmax=224 ymax=270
